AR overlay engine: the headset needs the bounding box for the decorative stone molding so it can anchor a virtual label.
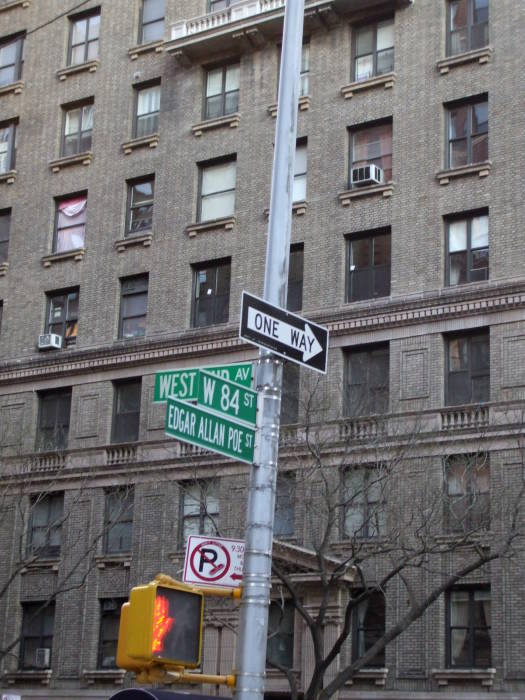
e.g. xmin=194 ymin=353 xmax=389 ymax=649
xmin=437 ymin=46 xmax=492 ymax=74
xmin=0 ymin=79 xmax=24 ymax=96
xmin=41 ymin=248 xmax=86 ymax=267
xmin=0 ymin=261 xmax=8 ymax=276
xmin=56 ymin=60 xmax=99 ymax=80
xmin=49 ymin=151 xmax=93 ymax=172
xmin=192 ymin=112 xmax=241 ymax=136
xmin=431 ymin=668 xmax=496 ymax=687
xmin=340 ymin=72 xmax=396 ymax=99
xmin=0 ymin=0 xmax=30 ymax=11
xmin=339 ymin=416 xmax=386 ymax=441
xmin=185 ymin=216 xmax=235 ymax=236
xmin=83 ymin=669 xmax=127 ymax=685
xmin=338 ymin=182 xmax=394 ymax=204
xmin=346 ymin=668 xmax=389 ymax=686
xmin=95 ymin=554 xmax=132 ymax=569
xmin=128 ymin=40 xmax=164 ymax=60
xmin=264 ymin=201 xmax=307 ymax=217
xmin=5 ymin=669 xmax=52 ymax=685
xmin=0 ymin=169 xmax=16 ymax=184
xmin=436 ymin=160 xmax=491 ymax=185
xmin=30 ymin=453 xmax=66 ymax=470
xmin=106 ymin=444 xmax=137 ymax=465
xmin=267 ymin=95 xmax=311 ymax=117
xmin=22 ymin=558 xmax=60 ymax=572
xmin=121 ymin=133 xmax=159 ymax=154
xmin=114 ymin=232 xmax=153 ymax=252
xmin=440 ymin=404 xmax=489 ymax=430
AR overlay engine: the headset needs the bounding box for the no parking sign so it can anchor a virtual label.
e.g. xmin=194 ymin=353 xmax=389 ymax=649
xmin=183 ymin=535 xmax=244 ymax=588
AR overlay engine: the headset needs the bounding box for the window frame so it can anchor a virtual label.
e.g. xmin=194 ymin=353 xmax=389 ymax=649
xmin=67 ymin=9 xmax=100 ymax=67
xmin=342 ymin=467 xmax=386 ymax=539
xmin=126 ymin=175 xmax=155 ymax=236
xmin=351 ymin=590 xmax=386 ymax=666
xmin=61 ymin=99 xmax=94 ymax=157
xmin=36 ymin=388 xmax=72 ymax=452
xmin=445 ymin=210 xmax=489 ymax=286
xmin=104 ymin=487 xmax=134 ymax=555
xmin=197 ymin=156 xmax=237 ymax=223
xmin=111 ymin=378 xmax=142 ymax=444
xmin=266 ymin=599 xmax=295 ymax=669
xmin=138 ymin=0 xmax=164 ymax=44
xmin=280 ymin=362 xmax=300 ymax=425
xmin=133 ymin=80 xmax=161 ymax=139
xmin=53 ymin=193 xmax=88 ymax=254
xmin=293 ymin=138 xmax=307 ymax=203
xmin=0 ymin=31 xmax=24 ymax=86
xmin=274 ymin=473 xmax=295 ymax=538
xmin=0 ymin=208 xmax=10 ymax=264
xmin=287 ymin=243 xmax=304 ymax=312
xmin=203 ymin=61 xmax=240 ymax=121
xmin=346 ymin=228 xmax=391 ymax=303
xmin=44 ymin=288 xmax=79 ymax=347
xmin=180 ymin=480 xmax=219 ymax=546
xmin=446 ymin=0 xmax=489 ymax=57
xmin=446 ymin=330 xmax=490 ymax=406
xmin=191 ymin=258 xmax=231 ymax=328
xmin=97 ymin=598 xmax=127 ymax=668
xmin=445 ymin=96 xmax=488 ymax=169
xmin=207 ymin=0 xmax=242 ymax=11
xmin=27 ymin=493 xmax=64 ymax=559
xmin=20 ymin=602 xmax=55 ymax=670
xmin=352 ymin=17 xmax=394 ymax=82
xmin=118 ymin=274 xmax=148 ymax=340
xmin=0 ymin=120 xmax=17 ymax=173
xmin=446 ymin=586 xmax=491 ymax=668
xmin=344 ymin=343 xmax=390 ymax=418
xmin=349 ymin=119 xmax=393 ymax=186
xmin=444 ymin=454 xmax=490 ymax=533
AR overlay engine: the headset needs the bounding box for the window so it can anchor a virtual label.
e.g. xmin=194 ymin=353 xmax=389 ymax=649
xmin=192 ymin=259 xmax=231 ymax=328
xmin=181 ymin=481 xmax=219 ymax=543
xmin=352 ymin=591 xmax=386 ymax=665
xmin=447 ymin=212 xmax=488 ymax=285
xmin=134 ymin=82 xmax=160 ymax=138
xmin=62 ymin=101 xmax=94 ymax=156
xmin=447 ymin=0 xmax=488 ymax=56
xmin=0 ymin=32 xmax=24 ymax=86
xmin=299 ymin=41 xmax=309 ymax=96
xmin=0 ymin=209 xmax=10 ymax=264
xmin=54 ymin=195 xmax=87 ymax=253
xmin=28 ymin=493 xmax=63 ymax=558
xmin=208 ymin=0 xmax=243 ymax=11
xmin=274 ymin=474 xmax=295 ymax=538
xmin=447 ymin=97 xmax=488 ymax=168
xmin=445 ymin=455 xmax=489 ymax=532
xmin=343 ymin=467 xmax=385 ymax=538
xmin=281 ymin=363 xmax=299 ymax=425
xmin=45 ymin=288 xmax=79 ymax=346
xmin=126 ymin=176 xmax=154 ymax=235
xmin=344 ymin=344 xmax=389 ymax=417
xmin=0 ymin=120 xmax=16 ymax=173
xmin=267 ymin=600 xmax=294 ymax=668
xmin=36 ymin=389 xmax=72 ymax=451
xmin=119 ymin=275 xmax=148 ymax=339
xmin=104 ymin=488 xmax=134 ymax=554
xmin=446 ymin=331 xmax=489 ymax=405
xmin=350 ymin=121 xmax=392 ymax=184
xmin=20 ymin=602 xmax=55 ymax=670
xmin=204 ymin=62 xmax=239 ymax=120
xmin=139 ymin=0 xmax=164 ymax=43
xmin=111 ymin=379 xmax=142 ymax=443
xmin=198 ymin=158 xmax=236 ymax=222
xmin=68 ymin=11 xmax=100 ymax=66
xmin=353 ymin=19 xmax=394 ymax=82
xmin=446 ymin=587 xmax=491 ymax=667
xmin=287 ymin=244 xmax=303 ymax=312
xmin=293 ymin=139 xmax=307 ymax=202
xmin=347 ymin=229 xmax=391 ymax=302
xmin=98 ymin=598 xmax=126 ymax=668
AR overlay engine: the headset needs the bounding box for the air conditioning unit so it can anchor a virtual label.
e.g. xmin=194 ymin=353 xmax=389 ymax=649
xmin=35 ymin=647 xmax=50 ymax=668
xmin=351 ymin=164 xmax=384 ymax=188
xmin=38 ymin=333 xmax=62 ymax=350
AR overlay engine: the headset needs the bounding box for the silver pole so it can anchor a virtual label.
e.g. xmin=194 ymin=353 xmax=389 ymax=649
xmin=235 ymin=1 xmax=304 ymax=700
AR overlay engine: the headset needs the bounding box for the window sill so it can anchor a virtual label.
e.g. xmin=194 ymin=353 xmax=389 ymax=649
xmin=83 ymin=669 xmax=126 ymax=685
xmin=339 ymin=182 xmax=394 ymax=205
xmin=431 ymin=668 xmax=496 ymax=687
xmin=128 ymin=39 xmax=164 ymax=60
xmin=267 ymin=95 xmax=311 ymax=118
xmin=264 ymin=201 xmax=308 ymax=217
xmin=122 ymin=133 xmax=159 ymax=154
xmin=436 ymin=161 xmax=491 ymax=185
xmin=0 ymin=0 xmax=30 ymax=11
xmin=192 ymin=112 xmax=241 ymax=136
xmin=0 ymin=261 xmax=8 ymax=276
xmin=49 ymin=151 xmax=92 ymax=172
xmin=341 ymin=72 xmax=396 ymax=99
xmin=41 ymin=248 xmax=86 ymax=267
xmin=21 ymin=558 xmax=60 ymax=573
xmin=0 ymin=169 xmax=16 ymax=184
xmin=434 ymin=532 xmax=491 ymax=547
xmin=5 ymin=669 xmax=52 ymax=685
xmin=346 ymin=668 xmax=389 ymax=686
xmin=95 ymin=553 xmax=132 ymax=569
xmin=114 ymin=232 xmax=153 ymax=252
xmin=0 ymin=80 xmax=24 ymax=96
xmin=57 ymin=60 xmax=99 ymax=81
xmin=437 ymin=46 xmax=492 ymax=74
xmin=185 ymin=216 xmax=236 ymax=237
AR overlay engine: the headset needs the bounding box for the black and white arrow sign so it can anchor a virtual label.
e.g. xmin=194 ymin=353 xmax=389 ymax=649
xmin=240 ymin=291 xmax=329 ymax=373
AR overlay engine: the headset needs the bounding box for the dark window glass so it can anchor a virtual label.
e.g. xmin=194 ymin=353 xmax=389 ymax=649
xmin=267 ymin=600 xmax=294 ymax=668
xmin=192 ymin=260 xmax=231 ymax=328
xmin=127 ymin=176 xmax=154 ymax=235
xmin=447 ymin=98 xmax=488 ymax=168
xmin=281 ymin=363 xmax=299 ymax=425
xmin=344 ymin=345 xmax=389 ymax=417
xmin=20 ymin=602 xmax=55 ymax=670
xmin=354 ymin=19 xmax=394 ymax=81
xmin=204 ymin=63 xmax=239 ymax=120
xmin=287 ymin=244 xmax=303 ymax=312
xmin=69 ymin=11 xmax=100 ymax=66
xmin=299 ymin=42 xmax=309 ymax=96
xmin=274 ymin=474 xmax=295 ymax=538
xmin=352 ymin=591 xmax=386 ymax=666
xmin=181 ymin=481 xmax=219 ymax=543
xmin=447 ymin=213 xmax=488 ymax=285
xmin=45 ymin=288 xmax=79 ymax=346
xmin=54 ymin=196 xmax=87 ymax=253
xmin=28 ymin=493 xmax=63 ymax=558
xmin=119 ymin=275 xmax=148 ymax=340
xmin=0 ymin=32 xmax=24 ymax=86
xmin=293 ymin=140 xmax=307 ymax=202
xmin=0 ymin=121 xmax=16 ymax=173
xmin=134 ymin=83 xmax=160 ymax=138
xmin=351 ymin=121 xmax=392 ymax=184
xmin=448 ymin=0 xmax=489 ymax=56
xmin=343 ymin=468 xmax=385 ymax=538
xmin=445 ymin=454 xmax=490 ymax=533
xmin=62 ymin=102 xmax=94 ymax=156
xmin=111 ymin=379 xmax=141 ymax=443
xmin=447 ymin=587 xmax=491 ymax=667
xmin=199 ymin=159 xmax=236 ymax=222
xmin=140 ymin=0 xmax=164 ymax=43
xmin=37 ymin=389 xmax=72 ymax=451
xmin=347 ymin=230 xmax=391 ymax=302
xmin=98 ymin=599 xmax=126 ymax=668
xmin=104 ymin=488 xmax=134 ymax=554
xmin=0 ymin=209 xmax=10 ymax=264
xmin=447 ymin=331 xmax=489 ymax=405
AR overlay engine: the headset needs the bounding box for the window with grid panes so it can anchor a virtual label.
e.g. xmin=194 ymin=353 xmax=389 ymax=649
xmin=447 ymin=587 xmax=491 ymax=667
xmin=293 ymin=139 xmax=307 ymax=203
xmin=181 ymin=482 xmax=219 ymax=543
xmin=287 ymin=244 xmax=303 ymax=312
xmin=54 ymin=195 xmax=87 ymax=253
xmin=28 ymin=493 xmax=63 ymax=558
xmin=0 ymin=209 xmax=10 ymax=264
xmin=353 ymin=19 xmax=394 ymax=82
xmin=352 ymin=591 xmax=386 ymax=665
xmin=62 ymin=101 xmax=94 ymax=156
xmin=111 ymin=379 xmax=141 ymax=444
xmin=0 ymin=121 xmax=16 ymax=173
xmin=119 ymin=275 xmax=148 ymax=339
xmin=20 ymin=603 xmax=54 ymax=670
xmin=445 ymin=454 xmax=490 ymax=533
xmin=134 ymin=83 xmax=160 ymax=138
xmin=127 ymin=176 xmax=154 ymax=235
xmin=343 ymin=467 xmax=385 ymax=538
xmin=104 ymin=488 xmax=134 ymax=554
xmin=267 ymin=600 xmax=294 ymax=668
xmin=299 ymin=41 xmax=309 ymax=96
xmin=350 ymin=121 xmax=392 ymax=184
xmin=446 ymin=212 xmax=488 ymax=285
xmin=0 ymin=32 xmax=24 ymax=86
xmin=280 ymin=363 xmax=299 ymax=425
xmin=98 ymin=598 xmax=127 ymax=668
xmin=139 ymin=0 xmax=164 ymax=43
xmin=344 ymin=344 xmax=389 ymax=417
xmin=274 ymin=474 xmax=295 ymax=538
xmin=447 ymin=97 xmax=488 ymax=168
xmin=45 ymin=288 xmax=79 ymax=346
xmin=446 ymin=331 xmax=489 ymax=405
xmin=192 ymin=260 xmax=231 ymax=328
xmin=204 ymin=62 xmax=239 ymax=120
xmin=198 ymin=158 xmax=236 ymax=222
xmin=447 ymin=0 xmax=488 ymax=56
xmin=347 ymin=230 xmax=391 ymax=302
xmin=208 ymin=0 xmax=243 ymax=11
xmin=36 ymin=389 xmax=71 ymax=451
xmin=68 ymin=11 xmax=100 ymax=66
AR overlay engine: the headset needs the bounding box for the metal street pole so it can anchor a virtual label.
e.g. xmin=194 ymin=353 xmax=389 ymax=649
xmin=234 ymin=2 xmax=305 ymax=700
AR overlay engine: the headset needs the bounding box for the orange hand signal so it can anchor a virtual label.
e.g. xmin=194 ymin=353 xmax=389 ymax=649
xmin=152 ymin=594 xmax=175 ymax=654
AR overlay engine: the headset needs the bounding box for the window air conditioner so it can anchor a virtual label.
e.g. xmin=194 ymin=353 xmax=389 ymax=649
xmin=35 ymin=647 xmax=51 ymax=668
xmin=351 ymin=164 xmax=384 ymax=188
xmin=38 ymin=333 xmax=62 ymax=350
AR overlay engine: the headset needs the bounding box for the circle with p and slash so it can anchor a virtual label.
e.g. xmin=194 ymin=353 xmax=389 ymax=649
xmin=189 ymin=540 xmax=231 ymax=582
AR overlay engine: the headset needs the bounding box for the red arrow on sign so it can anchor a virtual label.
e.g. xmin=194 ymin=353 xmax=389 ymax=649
xmin=231 ymin=573 xmax=243 ymax=580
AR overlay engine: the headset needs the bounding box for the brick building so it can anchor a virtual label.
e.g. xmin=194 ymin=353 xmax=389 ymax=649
xmin=0 ymin=0 xmax=524 ymax=699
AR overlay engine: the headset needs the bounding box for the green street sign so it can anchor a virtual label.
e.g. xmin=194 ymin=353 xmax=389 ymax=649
xmin=166 ymin=397 xmax=255 ymax=464
xmin=154 ymin=362 xmax=253 ymax=403
xmin=198 ymin=370 xmax=257 ymax=426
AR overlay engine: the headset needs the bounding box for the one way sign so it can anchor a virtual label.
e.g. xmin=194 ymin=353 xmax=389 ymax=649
xmin=240 ymin=291 xmax=329 ymax=373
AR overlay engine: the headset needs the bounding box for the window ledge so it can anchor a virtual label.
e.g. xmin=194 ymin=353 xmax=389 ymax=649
xmin=122 ymin=133 xmax=159 ymax=154
xmin=5 ymin=669 xmax=52 ymax=685
xmin=437 ymin=161 xmax=491 ymax=185
xmin=83 ymin=669 xmax=126 ymax=685
xmin=341 ymin=72 xmax=396 ymax=99
xmin=339 ymin=182 xmax=394 ymax=205
xmin=94 ymin=554 xmax=132 ymax=569
xmin=434 ymin=533 xmax=492 ymax=546
xmin=57 ymin=60 xmax=99 ymax=80
xmin=128 ymin=39 xmax=164 ymax=60
xmin=115 ymin=232 xmax=153 ymax=252
xmin=437 ymin=47 xmax=492 ymax=74
xmin=0 ymin=261 xmax=8 ymax=276
xmin=21 ymin=558 xmax=60 ymax=573
xmin=0 ymin=169 xmax=16 ymax=184
xmin=264 ymin=201 xmax=308 ymax=217
xmin=185 ymin=216 xmax=236 ymax=237
xmin=0 ymin=0 xmax=30 ymax=11
xmin=49 ymin=151 xmax=92 ymax=172
xmin=0 ymin=80 xmax=24 ymax=96
xmin=41 ymin=248 xmax=86 ymax=267
xmin=346 ymin=668 xmax=389 ymax=686
xmin=192 ymin=112 xmax=241 ymax=136
xmin=431 ymin=668 xmax=496 ymax=687
xmin=267 ymin=95 xmax=311 ymax=118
